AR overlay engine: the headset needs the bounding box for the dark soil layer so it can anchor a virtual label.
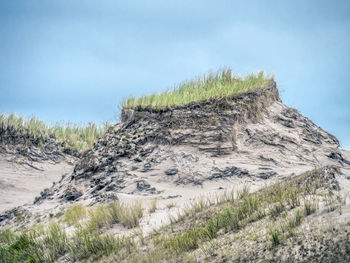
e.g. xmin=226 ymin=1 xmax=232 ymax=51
xmin=0 ymin=125 xmax=64 ymax=162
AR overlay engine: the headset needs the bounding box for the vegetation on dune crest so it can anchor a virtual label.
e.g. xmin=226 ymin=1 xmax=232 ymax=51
xmin=0 ymin=70 xmax=273 ymax=154
xmin=0 ymin=114 xmax=110 ymax=155
xmin=123 ymin=69 xmax=274 ymax=109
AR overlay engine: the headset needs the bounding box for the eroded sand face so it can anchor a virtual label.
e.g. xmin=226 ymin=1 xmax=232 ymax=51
xmin=1 ymin=85 xmax=349 ymax=235
xmin=0 ymin=154 xmax=74 ymax=213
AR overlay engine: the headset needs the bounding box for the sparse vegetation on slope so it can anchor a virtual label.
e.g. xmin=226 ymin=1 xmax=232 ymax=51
xmin=0 ymin=223 xmax=135 ymax=263
xmin=123 ymin=69 xmax=274 ymax=109
xmin=0 ymin=201 xmax=144 ymax=263
xmin=0 ymin=114 xmax=109 ymax=155
xmin=63 ymin=204 xmax=87 ymax=226
xmin=0 ymin=166 xmax=347 ymax=263
xmin=86 ymin=201 xmax=143 ymax=231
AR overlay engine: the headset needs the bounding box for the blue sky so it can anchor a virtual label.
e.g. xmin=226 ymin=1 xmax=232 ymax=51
xmin=0 ymin=1 xmax=349 ymax=149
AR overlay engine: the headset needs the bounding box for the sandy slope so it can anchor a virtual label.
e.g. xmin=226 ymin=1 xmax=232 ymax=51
xmin=2 ymin=85 xmax=350 ymax=230
xmin=0 ymin=153 xmax=74 ymax=214
xmin=1 ymin=84 xmax=350 ymax=261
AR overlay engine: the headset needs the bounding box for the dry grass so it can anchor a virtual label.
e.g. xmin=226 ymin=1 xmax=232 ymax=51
xmin=148 ymin=198 xmax=158 ymax=213
xmin=87 ymin=204 xmax=113 ymax=231
xmin=63 ymin=203 xmax=87 ymax=226
xmin=109 ymin=201 xmax=143 ymax=229
xmin=83 ymin=201 xmax=144 ymax=232
xmin=166 ymin=202 xmax=176 ymax=209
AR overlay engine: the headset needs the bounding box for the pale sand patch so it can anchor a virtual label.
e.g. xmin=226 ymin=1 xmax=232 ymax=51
xmin=0 ymin=154 xmax=74 ymax=213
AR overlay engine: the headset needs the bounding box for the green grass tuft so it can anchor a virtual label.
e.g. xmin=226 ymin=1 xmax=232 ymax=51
xmin=63 ymin=203 xmax=87 ymax=226
xmin=123 ymin=69 xmax=274 ymax=109
xmin=304 ymin=200 xmax=317 ymax=216
xmin=269 ymin=228 xmax=281 ymax=246
xmin=0 ymin=113 xmax=109 ymax=155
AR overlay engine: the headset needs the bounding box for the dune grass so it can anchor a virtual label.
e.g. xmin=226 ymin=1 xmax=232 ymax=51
xmin=123 ymin=69 xmax=274 ymax=109
xmin=148 ymin=198 xmax=158 ymax=213
xmin=145 ymin=167 xmax=342 ymax=256
xmin=0 ymin=201 xmax=143 ymax=262
xmin=0 ymin=113 xmax=109 ymax=155
xmin=0 ymin=222 xmax=135 ymax=263
xmin=63 ymin=204 xmax=87 ymax=226
xmin=63 ymin=201 xmax=144 ymax=233
xmin=0 ymin=167 xmax=344 ymax=262
xmin=109 ymin=201 xmax=143 ymax=229
xmin=86 ymin=201 xmax=143 ymax=231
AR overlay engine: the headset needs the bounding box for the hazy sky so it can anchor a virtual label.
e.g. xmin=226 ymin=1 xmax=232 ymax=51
xmin=0 ymin=1 xmax=349 ymax=149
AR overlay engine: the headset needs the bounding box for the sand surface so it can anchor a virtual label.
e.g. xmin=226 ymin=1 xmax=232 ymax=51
xmin=0 ymin=154 xmax=74 ymax=213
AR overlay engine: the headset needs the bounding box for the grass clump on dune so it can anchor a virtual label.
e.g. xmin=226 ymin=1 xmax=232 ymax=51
xmin=0 ymin=113 xmax=109 ymax=155
xmin=87 ymin=201 xmax=143 ymax=231
xmin=0 ymin=222 xmax=135 ymax=263
xmin=109 ymin=201 xmax=143 ymax=229
xmin=0 ymin=201 xmax=143 ymax=262
xmin=62 ymin=201 xmax=144 ymax=233
xmin=123 ymin=69 xmax=274 ymax=109
xmin=63 ymin=204 xmax=87 ymax=226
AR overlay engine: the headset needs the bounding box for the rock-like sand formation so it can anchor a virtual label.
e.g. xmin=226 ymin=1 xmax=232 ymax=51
xmin=0 ymin=81 xmax=349 ymax=262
